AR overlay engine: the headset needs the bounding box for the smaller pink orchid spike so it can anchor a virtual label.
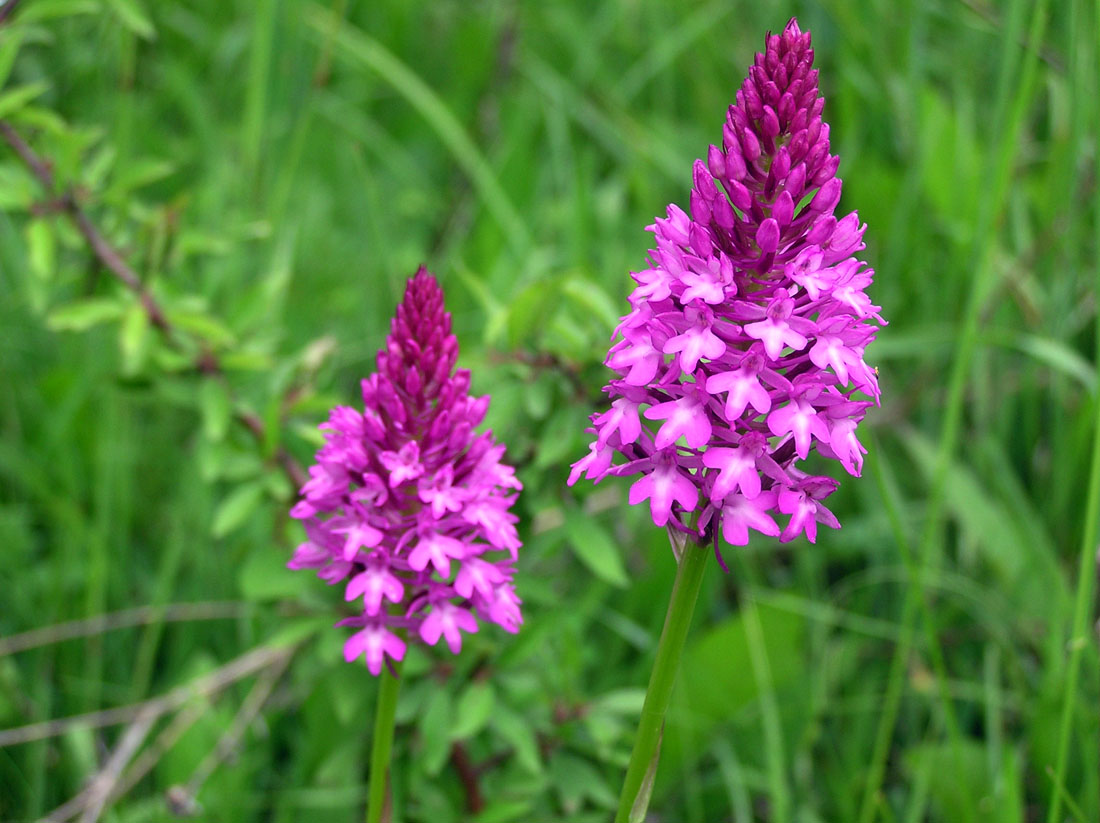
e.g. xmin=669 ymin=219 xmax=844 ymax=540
xmin=290 ymin=268 xmax=522 ymax=675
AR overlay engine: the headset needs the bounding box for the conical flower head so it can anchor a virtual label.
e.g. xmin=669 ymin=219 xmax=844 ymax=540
xmin=570 ymin=19 xmax=884 ymax=557
xmin=290 ymin=267 xmax=522 ymax=675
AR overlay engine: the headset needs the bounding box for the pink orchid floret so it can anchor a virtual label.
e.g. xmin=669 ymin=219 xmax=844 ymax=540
xmin=290 ymin=268 xmax=522 ymax=675
xmin=569 ymin=18 xmax=884 ymax=558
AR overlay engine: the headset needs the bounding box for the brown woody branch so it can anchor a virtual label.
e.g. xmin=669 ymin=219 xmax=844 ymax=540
xmin=0 ymin=120 xmax=306 ymax=490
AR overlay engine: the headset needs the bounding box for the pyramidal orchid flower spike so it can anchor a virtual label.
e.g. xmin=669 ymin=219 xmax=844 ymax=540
xmin=570 ymin=18 xmax=883 ymax=560
xmin=289 ymin=267 xmax=523 ymax=677
xmin=594 ymin=21 xmax=885 ymax=823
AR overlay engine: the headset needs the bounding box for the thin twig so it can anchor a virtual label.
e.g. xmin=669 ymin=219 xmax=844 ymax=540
xmin=51 ymin=659 xmax=292 ymax=821
xmin=957 ymin=0 xmax=1062 ymax=70
xmin=0 ymin=601 xmax=251 ymax=657
xmin=0 ymin=120 xmax=307 ymax=490
xmin=0 ymin=122 xmax=173 ymax=334
xmin=0 ymin=0 xmax=24 ymax=26
xmin=78 ymin=707 xmax=160 ymax=823
xmin=106 ymin=702 xmax=207 ymax=809
xmin=182 ymin=651 xmax=290 ymax=800
xmin=40 ymin=708 xmax=160 ymax=823
xmin=0 ymin=643 xmax=294 ymax=747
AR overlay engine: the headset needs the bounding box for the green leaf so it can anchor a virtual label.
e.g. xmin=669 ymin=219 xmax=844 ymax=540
xmin=491 ymin=703 xmax=541 ymax=774
xmin=419 ymin=689 xmax=453 ymax=776
xmin=199 ymin=379 xmax=232 ymax=441
xmin=82 ymin=144 xmax=116 ymax=190
xmin=0 ymin=29 xmax=24 ymax=90
xmin=18 ymin=0 xmax=101 ymax=23
xmin=292 ymin=420 xmax=326 ymax=450
xmin=656 ymin=604 xmax=806 ymax=797
xmin=549 ymin=752 xmax=617 ymax=812
xmin=46 ymin=297 xmax=125 ymax=331
xmin=0 ymin=163 xmax=35 ymax=210
xmin=220 ymin=349 xmax=274 ymax=371
xmin=151 ymin=346 xmax=194 ymax=372
xmin=9 ymin=107 xmax=69 ymax=140
xmin=917 ymin=87 xmax=980 ymax=238
xmin=450 ymin=681 xmax=495 ymax=740
xmin=562 ymin=277 xmax=620 ymax=333
xmin=197 ymin=439 xmax=263 ymax=483
xmin=266 ymin=615 xmax=329 ymax=648
xmin=25 ymin=219 xmax=55 ymax=281
xmin=506 ymin=277 xmax=562 ymax=349
xmin=455 ymin=267 xmax=505 ymax=346
xmin=61 ymin=727 xmax=97 ymax=783
xmin=1010 ymin=333 xmax=1096 ymax=392
xmin=263 ymin=469 xmax=292 ymax=501
xmin=0 ymin=82 xmax=50 ymax=119
xmin=237 ymin=548 xmax=311 ymax=601
xmin=563 ymin=513 xmax=630 ymax=588
xmin=104 ymin=0 xmax=155 ymax=39
xmin=590 ymin=688 xmax=646 ymax=716
xmin=118 ymin=302 xmax=150 ymax=375
xmin=533 ymin=407 xmax=583 ymax=471
xmin=165 ymin=307 xmax=236 ymax=347
xmin=106 ymin=157 xmax=175 ymax=197
xmin=521 ymin=372 xmax=553 ymax=420
xmin=211 ymin=481 xmax=265 ymax=538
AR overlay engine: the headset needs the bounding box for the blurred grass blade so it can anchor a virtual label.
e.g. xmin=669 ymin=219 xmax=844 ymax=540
xmin=242 ymin=0 xmax=275 ymax=179
xmin=1046 ymin=2 xmax=1100 ymax=819
xmin=741 ymin=592 xmax=791 ymax=823
xmin=15 ymin=0 xmax=101 ymax=23
xmin=618 ymin=1 xmax=733 ymax=101
xmin=920 ymin=0 xmax=1050 ymax=564
xmin=104 ymin=0 xmax=154 ymax=40
xmin=521 ymin=53 xmax=683 ymax=182
xmin=0 ymin=28 xmax=23 ymax=88
xmin=998 ymin=331 xmax=1096 ymax=392
xmin=303 ymin=4 xmax=530 ymax=252
xmin=0 ymin=81 xmax=49 ymax=118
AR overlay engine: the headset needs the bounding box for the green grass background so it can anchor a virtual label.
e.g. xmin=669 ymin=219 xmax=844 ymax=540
xmin=0 ymin=0 xmax=1097 ymax=821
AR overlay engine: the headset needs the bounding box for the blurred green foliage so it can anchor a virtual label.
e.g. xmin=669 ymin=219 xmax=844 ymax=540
xmin=0 ymin=0 xmax=1097 ymax=821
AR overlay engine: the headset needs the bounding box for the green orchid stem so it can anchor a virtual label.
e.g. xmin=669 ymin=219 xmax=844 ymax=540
xmin=367 ymin=657 xmax=404 ymax=823
xmin=615 ymin=529 xmax=709 ymax=823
